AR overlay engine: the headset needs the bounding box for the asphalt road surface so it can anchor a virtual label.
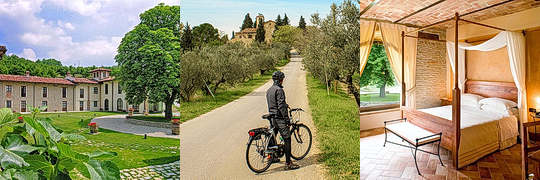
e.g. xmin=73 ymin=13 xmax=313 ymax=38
xmin=179 ymin=56 xmax=325 ymax=179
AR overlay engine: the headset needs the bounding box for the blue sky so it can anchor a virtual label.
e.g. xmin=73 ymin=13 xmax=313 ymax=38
xmin=181 ymin=0 xmax=342 ymax=38
xmin=0 ymin=0 xmax=180 ymax=66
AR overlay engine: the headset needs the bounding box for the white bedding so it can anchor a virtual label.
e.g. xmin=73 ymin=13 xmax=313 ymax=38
xmin=418 ymin=105 xmax=518 ymax=168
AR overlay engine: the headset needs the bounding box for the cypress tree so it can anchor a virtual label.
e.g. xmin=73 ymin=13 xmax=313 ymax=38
xmin=283 ymin=13 xmax=290 ymax=25
xmin=299 ymin=16 xmax=306 ymax=30
xmin=276 ymin=14 xmax=282 ymax=26
xmin=255 ymin=20 xmax=265 ymax=43
xmin=181 ymin=23 xmax=193 ymax=52
xmin=240 ymin=13 xmax=254 ymax=30
xmin=231 ymin=31 xmax=235 ymax=39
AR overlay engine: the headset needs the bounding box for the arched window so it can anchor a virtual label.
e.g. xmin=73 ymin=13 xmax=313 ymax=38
xmin=117 ymin=98 xmax=123 ymax=111
xmin=104 ymin=99 xmax=109 ymax=111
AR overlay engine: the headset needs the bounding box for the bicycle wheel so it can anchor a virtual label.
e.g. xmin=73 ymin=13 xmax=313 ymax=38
xmin=290 ymin=124 xmax=312 ymax=160
xmin=246 ymin=133 xmax=272 ymax=173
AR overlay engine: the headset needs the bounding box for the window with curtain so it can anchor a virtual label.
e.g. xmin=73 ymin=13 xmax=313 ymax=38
xmin=359 ymin=42 xmax=400 ymax=112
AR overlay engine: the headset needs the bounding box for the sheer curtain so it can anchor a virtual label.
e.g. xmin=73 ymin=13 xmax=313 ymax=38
xmin=506 ymin=31 xmax=527 ymax=123
xmin=360 ymin=21 xmax=376 ymax=76
xmin=379 ymin=22 xmax=418 ymax=109
xmin=445 ymin=31 xmax=527 ymax=122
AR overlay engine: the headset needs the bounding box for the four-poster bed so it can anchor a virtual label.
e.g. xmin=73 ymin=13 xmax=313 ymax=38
xmin=399 ymin=12 xmax=526 ymax=169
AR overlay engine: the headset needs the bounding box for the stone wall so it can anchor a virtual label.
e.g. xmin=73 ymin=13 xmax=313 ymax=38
xmin=415 ymin=30 xmax=448 ymax=109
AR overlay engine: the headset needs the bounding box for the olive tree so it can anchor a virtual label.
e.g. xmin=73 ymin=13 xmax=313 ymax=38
xmin=302 ymin=1 xmax=361 ymax=106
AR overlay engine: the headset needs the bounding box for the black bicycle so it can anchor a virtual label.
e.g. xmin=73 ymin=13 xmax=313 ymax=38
xmin=245 ymin=108 xmax=312 ymax=173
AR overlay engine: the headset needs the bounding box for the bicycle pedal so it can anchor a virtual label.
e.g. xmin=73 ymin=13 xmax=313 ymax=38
xmin=268 ymin=146 xmax=279 ymax=149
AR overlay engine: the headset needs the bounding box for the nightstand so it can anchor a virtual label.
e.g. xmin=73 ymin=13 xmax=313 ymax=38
xmin=440 ymin=98 xmax=452 ymax=106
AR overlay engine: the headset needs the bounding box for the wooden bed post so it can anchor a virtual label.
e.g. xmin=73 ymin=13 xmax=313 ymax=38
xmin=401 ymin=31 xmax=406 ymax=118
xmin=452 ymin=12 xmax=461 ymax=169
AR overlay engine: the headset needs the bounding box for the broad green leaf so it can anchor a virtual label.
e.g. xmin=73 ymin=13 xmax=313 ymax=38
xmin=12 ymin=170 xmax=38 ymax=180
xmin=82 ymin=160 xmax=120 ymax=180
xmin=0 ymin=108 xmax=15 ymax=127
xmin=40 ymin=120 xmax=61 ymax=143
xmin=24 ymin=117 xmax=49 ymax=141
xmin=23 ymin=155 xmax=54 ymax=179
xmin=61 ymin=133 xmax=86 ymax=142
xmin=88 ymin=151 xmax=117 ymax=159
xmin=58 ymin=143 xmax=89 ymax=163
xmin=0 ymin=146 xmax=28 ymax=169
xmin=2 ymin=135 xmax=40 ymax=156
xmin=0 ymin=126 xmax=13 ymax=143
xmin=0 ymin=169 xmax=16 ymax=180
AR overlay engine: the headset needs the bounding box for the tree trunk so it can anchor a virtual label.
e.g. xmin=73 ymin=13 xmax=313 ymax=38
xmin=346 ymin=75 xmax=361 ymax=107
xmin=165 ymin=101 xmax=173 ymax=121
xmin=379 ymin=83 xmax=386 ymax=97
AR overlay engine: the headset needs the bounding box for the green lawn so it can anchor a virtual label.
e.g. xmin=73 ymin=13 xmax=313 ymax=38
xmin=23 ymin=112 xmax=180 ymax=169
xmin=306 ymin=75 xmax=359 ymax=179
xmin=130 ymin=115 xmax=180 ymax=123
xmin=178 ymin=59 xmax=289 ymax=123
xmin=360 ymin=93 xmax=400 ymax=102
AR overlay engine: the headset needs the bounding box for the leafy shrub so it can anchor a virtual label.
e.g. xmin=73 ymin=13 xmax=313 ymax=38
xmin=0 ymin=107 xmax=120 ymax=179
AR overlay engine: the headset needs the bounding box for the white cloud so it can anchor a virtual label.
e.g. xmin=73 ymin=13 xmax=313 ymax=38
xmin=57 ymin=20 xmax=75 ymax=30
xmin=0 ymin=0 xmax=179 ymax=66
xmin=20 ymin=48 xmax=37 ymax=61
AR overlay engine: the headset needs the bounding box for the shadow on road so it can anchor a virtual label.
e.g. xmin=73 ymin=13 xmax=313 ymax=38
xmin=254 ymin=153 xmax=323 ymax=176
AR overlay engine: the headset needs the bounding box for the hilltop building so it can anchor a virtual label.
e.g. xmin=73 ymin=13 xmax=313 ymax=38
xmin=0 ymin=68 xmax=163 ymax=113
xmin=230 ymin=14 xmax=276 ymax=44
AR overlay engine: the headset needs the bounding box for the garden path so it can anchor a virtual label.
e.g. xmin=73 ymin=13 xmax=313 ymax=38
xmin=91 ymin=114 xmax=179 ymax=139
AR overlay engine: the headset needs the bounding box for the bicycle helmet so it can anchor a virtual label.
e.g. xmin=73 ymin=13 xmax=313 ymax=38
xmin=272 ymin=71 xmax=285 ymax=81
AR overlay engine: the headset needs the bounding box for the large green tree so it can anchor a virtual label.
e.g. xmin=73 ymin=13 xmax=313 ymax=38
xmin=192 ymin=23 xmax=220 ymax=48
xmin=276 ymin=15 xmax=282 ymax=26
xmin=181 ymin=23 xmax=194 ymax=52
xmin=283 ymin=14 xmax=290 ymax=25
xmin=359 ymin=43 xmax=395 ymax=97
xmin=272 ymin=25 xmax=302 ymax=47
xmin=241 ymin=13 xmax=254 ymax=30
xmin=302 ymin=0 xmax=361 ymax=106
xmin=298 ymin=16 xmax=306 ymax=30
xmin=116 ymin=3 xmax=181 ymax=120
xmin=255 ymin=20 xmax=265 ymax=43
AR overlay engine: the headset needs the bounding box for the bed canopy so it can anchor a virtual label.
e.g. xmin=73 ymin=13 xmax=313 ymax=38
xmin=360 ymin=0 xmax=530 ymax=169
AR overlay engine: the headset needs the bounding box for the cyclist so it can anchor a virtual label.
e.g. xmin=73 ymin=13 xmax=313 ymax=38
xmin=265 ymin=70 xmax=300 ymax=170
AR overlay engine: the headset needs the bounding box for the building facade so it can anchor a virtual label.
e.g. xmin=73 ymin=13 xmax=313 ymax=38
xmin=230 ymin=14 xmax=276 ymax=44
xmin=0 ymin=68 xmax=163 ymax=113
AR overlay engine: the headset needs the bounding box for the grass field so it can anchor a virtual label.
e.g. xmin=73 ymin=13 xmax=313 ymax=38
xmin=23 ymin=112 xmax=180 ymax=169
xmin=360 ymin=93 xmax=400 ymax=102
xmin=306 ymin=75 xmax=359 ymax=179
xmin=178 ymin=59 xmax=289 ymax=123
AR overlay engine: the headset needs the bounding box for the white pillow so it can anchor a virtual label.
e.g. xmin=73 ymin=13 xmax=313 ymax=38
xmin=461 ymin=93 xmax=485 ymax=108
xmin=480 ymin=104 xmax=513 ymax=116
xmin=478 ymin=97 xmax=517 ymax=110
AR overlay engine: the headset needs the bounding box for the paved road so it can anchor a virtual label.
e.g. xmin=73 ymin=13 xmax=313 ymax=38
xmin=92 ymin=114 xmax=179 ymax=139
xmin=179 ymin=57 xmax=325 ymax=179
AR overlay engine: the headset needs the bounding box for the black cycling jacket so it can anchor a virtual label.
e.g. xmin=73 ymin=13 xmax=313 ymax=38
xmin=266 ymin=82 xmax=289 ymax=119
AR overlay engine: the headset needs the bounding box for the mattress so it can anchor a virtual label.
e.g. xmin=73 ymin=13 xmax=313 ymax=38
xmin=419 ymin=105 xmax=518 ymax=168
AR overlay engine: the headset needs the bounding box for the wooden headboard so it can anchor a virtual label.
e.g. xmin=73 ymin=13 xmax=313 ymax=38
xmin=465 ymin=80 xmax=518 ymax=102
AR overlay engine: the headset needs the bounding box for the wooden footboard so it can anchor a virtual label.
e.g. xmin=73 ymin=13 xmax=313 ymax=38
xmin=403 ymin=108 xmax=456 ymax=155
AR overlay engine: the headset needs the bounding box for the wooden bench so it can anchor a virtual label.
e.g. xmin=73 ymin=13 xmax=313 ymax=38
xmin=384 ymin=118 xmax=444 ymax=175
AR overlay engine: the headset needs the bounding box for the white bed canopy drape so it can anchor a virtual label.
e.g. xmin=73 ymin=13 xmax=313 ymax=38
xmin=379 ymin=22 xmax=418 ymax=109
xmin=446 ymin=31 xmax=527 ymax=122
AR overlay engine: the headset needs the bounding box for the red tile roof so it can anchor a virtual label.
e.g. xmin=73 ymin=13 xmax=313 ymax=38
xmin=0 ymin=74 xmax=74 ymax=85
xmin=70 ymin=77 xmax=98 ymax=84
xmin=96 ymin=76 xmax=115 ymax=82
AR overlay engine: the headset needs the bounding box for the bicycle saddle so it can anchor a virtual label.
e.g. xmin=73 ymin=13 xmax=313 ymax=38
xmin=262 ymin=114 xmax=274 ymax=120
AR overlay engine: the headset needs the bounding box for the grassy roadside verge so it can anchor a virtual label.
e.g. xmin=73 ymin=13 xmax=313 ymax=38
xmin=177 ymin=59 xmax=289 ymax=123
xmin=306 ymin=74 xmax=360 ymax=179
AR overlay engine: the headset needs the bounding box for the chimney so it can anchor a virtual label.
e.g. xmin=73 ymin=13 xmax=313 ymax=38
xmin=25 ymin=71 xmax=30 ymax=77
